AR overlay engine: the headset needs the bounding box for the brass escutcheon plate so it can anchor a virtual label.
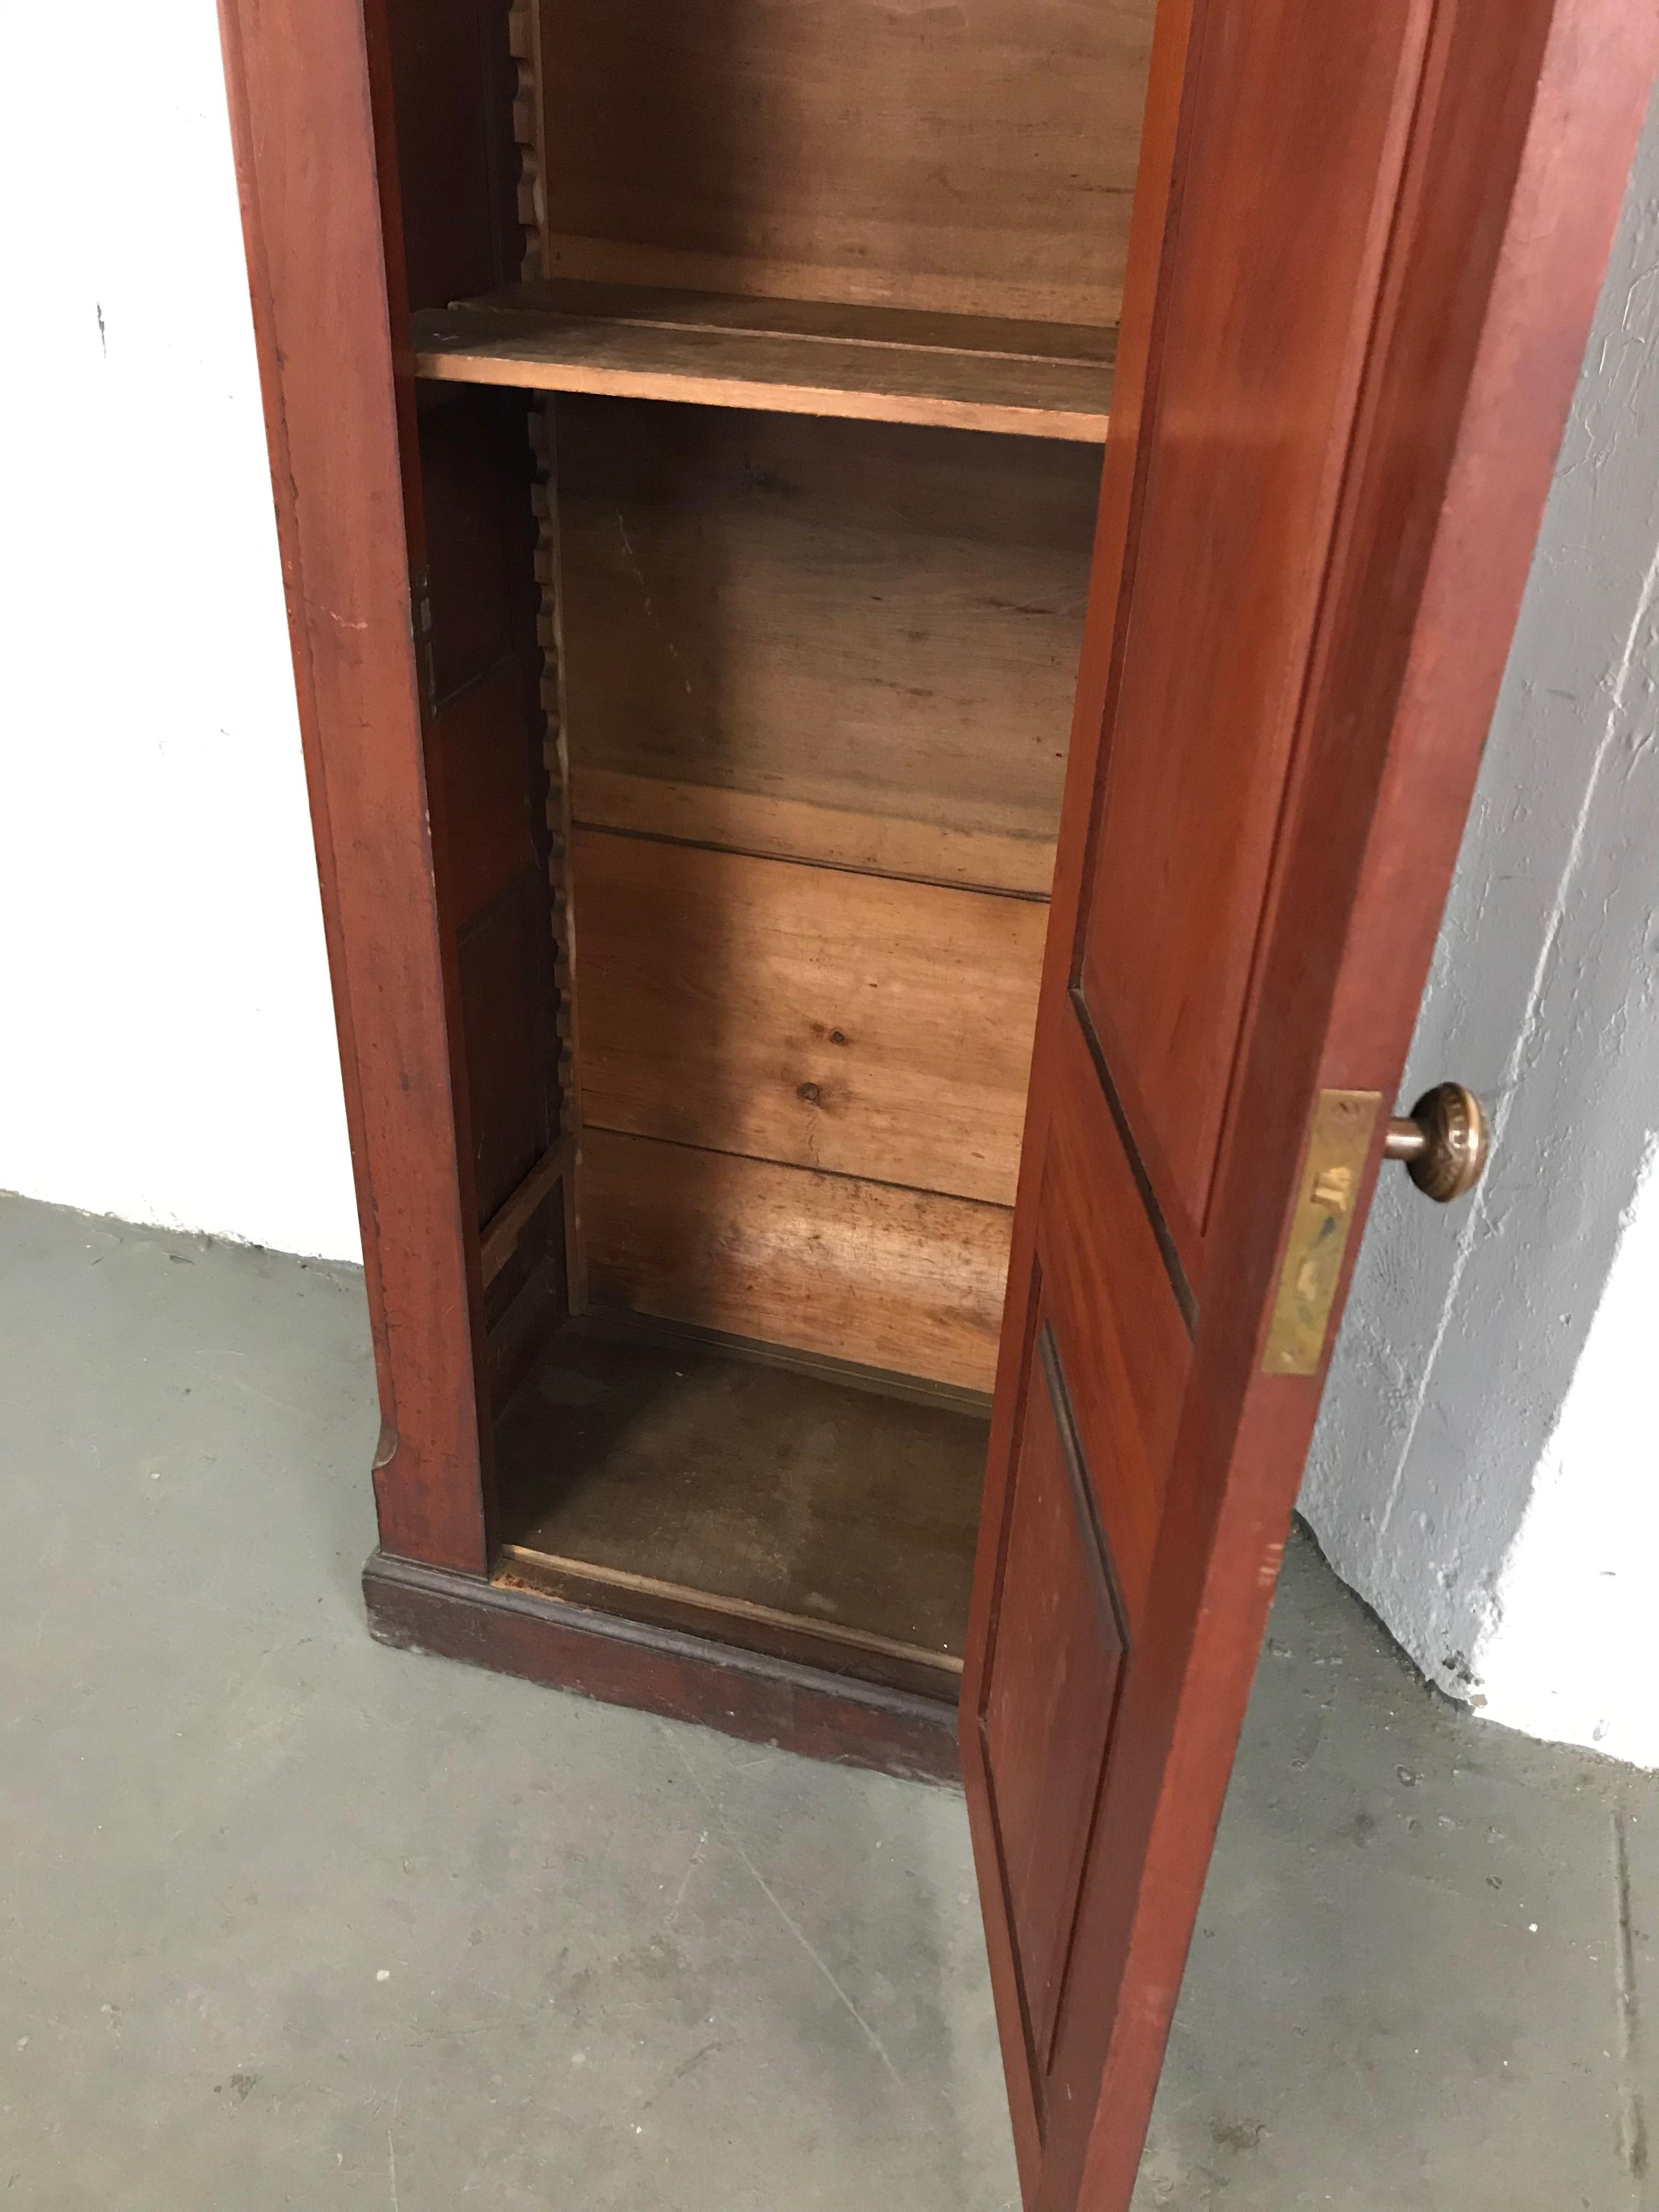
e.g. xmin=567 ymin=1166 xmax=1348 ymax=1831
xmin=1262 ymin=1089 xmax=1382 ymax=1377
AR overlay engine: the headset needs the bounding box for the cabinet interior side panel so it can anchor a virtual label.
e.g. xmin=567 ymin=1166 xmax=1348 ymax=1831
xmin=533 ymin=0 xmax=1157 ymax=323
xmin=389 ymin=0 xmax=524 ymax=309
xmin=421 ymin=388 xmax=571 ymax=1397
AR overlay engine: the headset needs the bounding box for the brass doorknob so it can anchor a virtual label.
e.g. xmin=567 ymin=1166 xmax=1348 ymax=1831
xmin=1383 ymin=1082 xmax=1488 ymax=1202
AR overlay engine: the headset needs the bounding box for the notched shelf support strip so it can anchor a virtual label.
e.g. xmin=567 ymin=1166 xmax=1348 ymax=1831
xmin=528 ymin=405 xmax=584 ymax=1310
xmin=507 ymin=3 xmax=545 ymax=280
xmin=509 ymin=5 xmax=585 ymax=1312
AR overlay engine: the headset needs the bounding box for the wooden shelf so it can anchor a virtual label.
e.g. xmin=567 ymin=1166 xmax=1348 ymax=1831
xmin=410 ymin=280 xmax=1114 ymax=442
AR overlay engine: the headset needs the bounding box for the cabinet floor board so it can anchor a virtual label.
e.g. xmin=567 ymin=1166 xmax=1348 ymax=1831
xmin=495 ymin=1321 xmax=988 ymax=1683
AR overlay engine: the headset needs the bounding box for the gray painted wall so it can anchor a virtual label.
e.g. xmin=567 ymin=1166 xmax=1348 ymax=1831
xmin=1302 ymin=89 xmax=1659 ymax=1765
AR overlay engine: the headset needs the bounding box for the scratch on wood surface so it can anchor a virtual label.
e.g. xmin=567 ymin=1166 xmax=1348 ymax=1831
xmin=616 ymin=512 xmax=693 ymax=696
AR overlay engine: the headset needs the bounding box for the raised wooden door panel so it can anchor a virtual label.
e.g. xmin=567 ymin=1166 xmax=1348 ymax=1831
xmin=980 ymin=1308 xmax=1129 ymax=2095
xmin=1034 ymin=1012 xmax=1190 ymax=1628
xmin=963 ymin=1 xmax=1657 ymax=2207
xmin=1074 ymin=0 xmax=1434 ymax=1276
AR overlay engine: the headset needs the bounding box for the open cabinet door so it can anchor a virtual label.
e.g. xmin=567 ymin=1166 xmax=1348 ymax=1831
xmin=962 ymin=1 xmax=1657 ymax=2205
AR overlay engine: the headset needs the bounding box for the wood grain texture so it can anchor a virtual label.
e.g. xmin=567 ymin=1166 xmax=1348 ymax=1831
xmin=558 ymin=399 xmax=1097 ymax=856
xmin=479 ymin=1137 xmax=571 ymax=1288
xmin=411 ymin=284 xmax=1114 ymax=440
xmin=1074 ymin=0 xmax=1433 ymax=1264
xmin=385 ymin=0 xmax=522 ymax=311
xmin=495 ymin=1324 xmax=985 ymax=1674
xmin=583 ymin=1130 xmax=1013 ymax=1392
xmin=456 ymin=882 xmax=560 ymax=1222
xmin=216 ymin=0 xmax=494 ymax=1571
xmin=1034 ymin=1014 xmax=1192 ymax=1632
xmin=500 ymin=1549 xmax=962 ymax=1702
xmin=571 ymin=768 xmax=1058 ymax=897
xmin=423 ymin=390 xmax=565 ymax=1275
xmin=364 ymin=1549 xmax=962 ymax=1783
xmin=436 ymin=662 xmax=543 ymax=924
xmin=535 ymin=0 xmax=1155 ymax=324
xmin=957 ymin=2 xmax=1659 ymax=2208
xmin=574 ymin=830 xmax=1045 ymax=1205
xmin=419 ymin=386 xmax=531 ymax=699
xmin=464 ymin=280 xmax=1117 ymax=362
xmin=980 ymin=1320 xmax=1127 ymax=2094
xmin=481 ymin=1206 xmax=567 ymax=1412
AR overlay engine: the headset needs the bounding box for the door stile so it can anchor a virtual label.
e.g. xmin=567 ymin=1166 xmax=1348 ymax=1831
xmin=960 ymin=12 xmax=1193 ymax=2171
xmin=959 ymin=3 xmax=1199 ymax=2180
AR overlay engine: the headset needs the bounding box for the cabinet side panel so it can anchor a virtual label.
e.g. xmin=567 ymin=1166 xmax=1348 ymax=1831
xmin=215 ymin=0 xmax=492 ymax=1568
xmin=383 ymin=0 xmax=573 ymax=1407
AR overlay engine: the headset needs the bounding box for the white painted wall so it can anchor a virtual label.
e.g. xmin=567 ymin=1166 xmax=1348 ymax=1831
xmin=0 ymin=0 xmax=361 ymax=1263
xmin=1302 ymin=92 xmax=1659 ymax=1769
xmin=1478 ymin=1144 xmax=1659 ymax=1765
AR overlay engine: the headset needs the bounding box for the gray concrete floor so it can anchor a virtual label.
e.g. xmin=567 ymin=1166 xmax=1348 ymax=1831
xmin=0 ymin=1192 xmax=1652 ymax=2211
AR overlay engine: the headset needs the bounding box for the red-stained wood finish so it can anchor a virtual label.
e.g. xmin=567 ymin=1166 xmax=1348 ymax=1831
xmin=381 ymin=2 xmax=573 ymax=1437
xmin=960 ymin=4 xmax=1657 ymax=2208
xmin=216 ymin=0 xmax=494 ymax=1572
xmin=221 ymin=0 xmax=577 ymax=1571
xmin=981 ymin=1316 xmax=1129 ymax=2085
xmin=364 ymin=1549 xmax=961 ymax=1783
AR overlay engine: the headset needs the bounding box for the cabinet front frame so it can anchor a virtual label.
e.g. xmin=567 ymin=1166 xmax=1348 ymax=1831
xmin=216 ymin=0 xmax=1137 ymax=1775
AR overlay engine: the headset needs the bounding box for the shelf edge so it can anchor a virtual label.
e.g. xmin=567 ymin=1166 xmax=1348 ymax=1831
xmin=410 ymin=346 xmax=1110 ymax=443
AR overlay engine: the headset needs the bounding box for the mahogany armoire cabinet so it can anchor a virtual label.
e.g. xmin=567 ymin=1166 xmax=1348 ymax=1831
xmin=218 ymin=0 xmax=1652 ymax=2198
